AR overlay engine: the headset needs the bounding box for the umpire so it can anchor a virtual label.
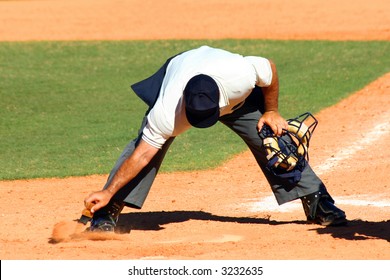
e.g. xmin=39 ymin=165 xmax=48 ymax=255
xmin=84 ymin=46 xmax=347 ymax=232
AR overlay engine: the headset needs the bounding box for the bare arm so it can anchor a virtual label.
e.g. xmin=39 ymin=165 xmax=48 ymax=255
xmin=84 ymin=139 xmax=159 ymax=213
xmin=256 ymin=59 xmax=288 ymax=136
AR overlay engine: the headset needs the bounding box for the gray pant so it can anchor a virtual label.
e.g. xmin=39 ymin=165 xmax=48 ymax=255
xmin=218 ymin=90 xmax=324 ymax=205
xmin=103 ymin=89 xmax=324 ymax=208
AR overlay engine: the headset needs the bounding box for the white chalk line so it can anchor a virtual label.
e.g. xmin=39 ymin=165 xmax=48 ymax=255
xmin=315 ymin=112 xmax=390 ymax=175
xmin=246 ymin=195 xmax=390 ymax=213
xmin=244 ymin=111 xmax=390 ymax=213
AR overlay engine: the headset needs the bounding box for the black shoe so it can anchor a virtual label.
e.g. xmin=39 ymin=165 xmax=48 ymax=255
xmin=89 ymin=200 xmax=124 ymax=232
xmin=301 ymin=186 xmax=347 ymax=226
xmin=310 ymin=198 xmax=347 ymax=226
xmin=90 ymin=215 xmax=116 ymax=232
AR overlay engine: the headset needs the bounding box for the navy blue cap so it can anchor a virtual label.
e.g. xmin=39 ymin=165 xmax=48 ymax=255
xmin=184 ymin=74 xmax=220 ymax=128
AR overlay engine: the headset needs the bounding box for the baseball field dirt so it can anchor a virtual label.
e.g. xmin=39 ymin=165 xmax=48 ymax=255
xmin=0 ymin=0 xmax=389 ymax=260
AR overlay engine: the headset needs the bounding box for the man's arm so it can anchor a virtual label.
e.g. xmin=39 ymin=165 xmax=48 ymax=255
xmin=257 ymin=59 xmax=288 ymax=136
xmin=84 ymin=139 xmax=159 ymax=213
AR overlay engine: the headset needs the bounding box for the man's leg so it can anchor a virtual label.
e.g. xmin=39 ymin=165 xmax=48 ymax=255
xmin=218 ymin=89 xmax=346 ymax=225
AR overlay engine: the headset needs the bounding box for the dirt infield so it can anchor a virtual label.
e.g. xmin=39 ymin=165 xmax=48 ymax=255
xmin=0 ymin=0 xmax=389 ymax=260
xmin=1 ymin=0 xmax=389 ymax=41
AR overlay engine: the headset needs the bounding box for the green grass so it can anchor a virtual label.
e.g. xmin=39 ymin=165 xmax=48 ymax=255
xmin=0 ymin=40 xmax=389 ymax=180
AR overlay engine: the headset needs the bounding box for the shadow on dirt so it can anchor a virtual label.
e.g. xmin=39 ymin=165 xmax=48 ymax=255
xmin=117 ymin=211 xmax=389 ymax=242
xmin=117 ymin=210 xmax=305 ymax=232
xmin=312 ymin=219 xmax=390 ymax=242
xmin=117 ymin=210 xmax=306 ymax=232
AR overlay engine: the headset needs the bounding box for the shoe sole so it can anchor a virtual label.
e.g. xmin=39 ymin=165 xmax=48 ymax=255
xmin=308 ymin=217 xmax=348 ymax=226
xmin=90 ymin=222 xmax=116 ymax=232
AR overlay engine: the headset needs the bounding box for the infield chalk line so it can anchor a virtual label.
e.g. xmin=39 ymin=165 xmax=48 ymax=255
xmin=244 ymin=111 xmax=390 ymax=213
xmin=246 ymin=195 xmax=390 ymax=213
xmin=315 ymin=111 xmax=390 ymax=176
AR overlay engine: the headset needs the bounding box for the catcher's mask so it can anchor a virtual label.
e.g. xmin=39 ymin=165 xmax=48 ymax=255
xmin=259 ymin=112 xmax=318 ymax=184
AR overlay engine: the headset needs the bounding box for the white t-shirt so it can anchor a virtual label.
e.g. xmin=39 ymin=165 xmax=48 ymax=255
xmin=142 ymin=46 xmax=273 ymax=149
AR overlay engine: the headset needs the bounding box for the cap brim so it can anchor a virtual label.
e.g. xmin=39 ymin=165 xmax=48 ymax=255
xmin=186 ymin=107 xmax=219 ymax=128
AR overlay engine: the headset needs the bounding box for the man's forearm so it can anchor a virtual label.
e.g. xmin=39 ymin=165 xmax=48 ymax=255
xmin=262 ymin=60 xmax=280 ymax=112
xmin=105 ymin=139 xmax=159 ymax=197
